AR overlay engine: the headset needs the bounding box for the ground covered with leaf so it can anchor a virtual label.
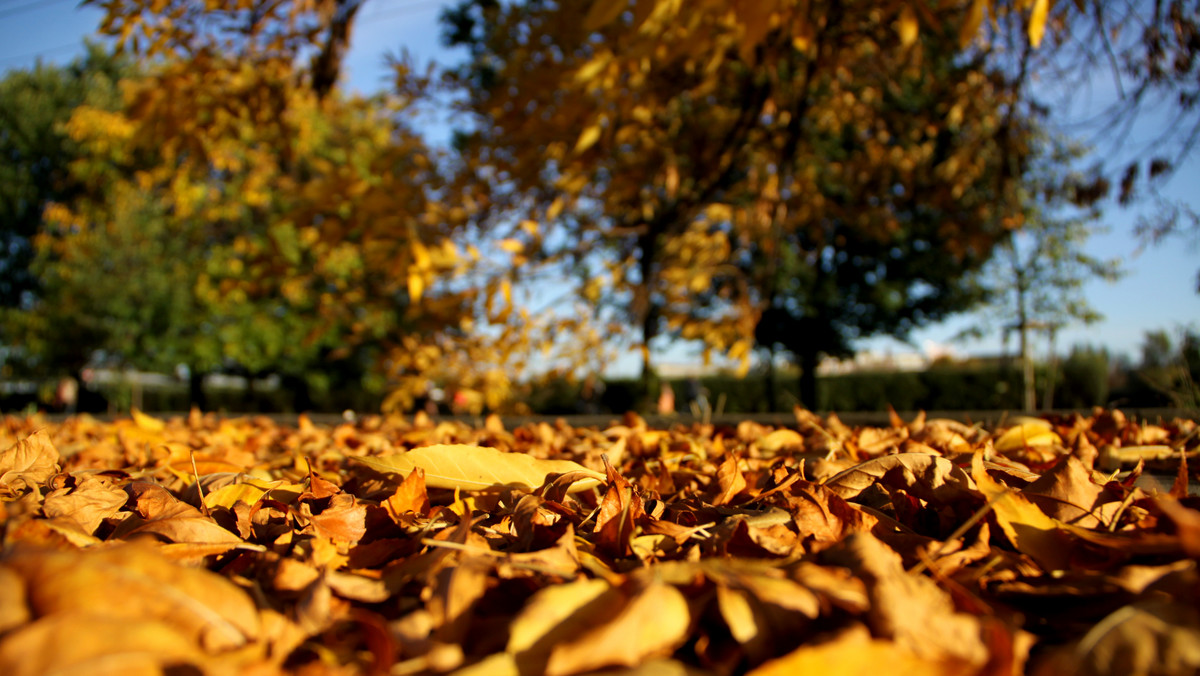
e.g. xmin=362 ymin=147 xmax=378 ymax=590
xmin=1 ymin=407 xmax=1198 ymax=675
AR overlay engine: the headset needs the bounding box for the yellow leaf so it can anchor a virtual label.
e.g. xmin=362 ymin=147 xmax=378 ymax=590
xmin=749 ymin=624 xmax=967 ymax=676
xmin=508 ymin=578 xmax=612 ymax=656
xmin=716 ymin=585 xmax=760 ymax=644
xmin=582 ymin=0 xmax=628 ymax=32
xmin=897 ymin=5 xmax=919 ymax=47
xmin=575 ymin=53 xmax=611 ymax=84
xmin=757 ymin=429 xmax=804 ymax=456
xmin=1027 ymin=0 xmax=1049 ymax=47
xmin=353 ymin=445 xmax=605 ymax=493
xmin=970 ymin=452 xmax=1069 ymax=570
xmin=407 ymin=272 xmax=425 ymax=302
xmin=959 ymin=0 xmax=987 ymax=48
xmin=574 ymin=124 xmax=603 ymax=154
xmin=545 ymin=581 xmax=690 ymax=675
xmin=411 ymin=239 xmax=431 ymax=269
xmin=993 ymin=422 xmax=1061 ymax=453
xmin=203 ymin=482 xmax=267 ymax=511
xmin=132 ymin=408 xmax=165 ymax=432
xmin=498 ymin=239 xmax=525 ymax=255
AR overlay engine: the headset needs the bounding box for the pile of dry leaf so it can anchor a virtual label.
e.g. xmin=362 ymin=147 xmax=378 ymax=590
xmin=1 ymin=407 xmax=1198 ymax=675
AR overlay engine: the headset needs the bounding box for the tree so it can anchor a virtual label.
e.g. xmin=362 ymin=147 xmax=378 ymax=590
xmin=959 ymin=134 xmax=1123 ymax=410
xmin=443 ymin=0 xmax=1041 ymax=405
xmin=977 ymin=1 xmax=1200 ymax=287
xmin=15 ymin=0 xmax=483 ymax=410
xmin=0 ymin=43 xmax=128 ymax=311
xmin=31 ymin=0 xmax=607 ymax=413
xmin=1128 ymin=328 xmax=1200 ymax=407
xmin=737 ymin=14 xmax=1030 ymax=408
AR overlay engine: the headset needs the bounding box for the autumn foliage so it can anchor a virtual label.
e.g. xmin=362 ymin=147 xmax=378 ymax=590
xmin=1 ymin=408 xmax=1198 ymax=674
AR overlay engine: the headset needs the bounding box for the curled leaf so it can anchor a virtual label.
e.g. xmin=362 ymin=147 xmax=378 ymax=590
xmin=0 ymin=431 xmax=59 ymax=497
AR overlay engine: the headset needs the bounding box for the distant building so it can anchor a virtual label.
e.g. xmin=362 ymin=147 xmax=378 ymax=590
xmin=816 ymin=350 xmax=930 ymax=375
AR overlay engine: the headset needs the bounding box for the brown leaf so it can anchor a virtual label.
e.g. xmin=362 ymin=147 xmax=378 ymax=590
xmin=0 ymin=613 xmax=206 ymax=676
xmin=823 ymin=533 xmax=993 ymax=668
xmin=1171 ymin=447 xmax=1189 ymax=499
xmin=112 ymin=482 xmax=243 ymax=544
xmin=302 ymin=492 xmax=368 ymax=544
xmin=712 ymin=454 xmax=747 ymax=506
xmin=786 ymin=480 xmax=877 ymax=551
xmin=2 ymin=542 xmax=260 ymax=652
xmin=41 ymin=474 xmax=128 ymax=534
xmin=594 ymin=456 xmax=646 ymax=557
xmin=1036 ymin=599 xmax=1200 ymax=676
xmin=824 ymin=453 xmax=975 ymax=504
xmin=0 ymin=431 xmax=59 ymax=498
xmin=1024 ymin=455 xmax=1122 ymax=528
xmin=384 ymin=465 xmax=430 ymax=526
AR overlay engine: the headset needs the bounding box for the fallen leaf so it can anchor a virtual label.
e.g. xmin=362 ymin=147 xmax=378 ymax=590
xmin=1038 ymin=599 xmax=1200 ymax=676
xmin=756 ymin=429 xmax=804 ymax=456
xmin=112 ymin=482 xmax=243 ymax=544
xmin=748 ymin=624 xmax=970 ymax=676
xmin=1023 ymin=455 xmax=1122 ymax=528
xmin=384 ymin=466 xmax=430 ymax=527
xmin=354 ymin=444 xmax=604 ymax=492
xmin=0 ymin=613 xmax=205 ymax=676
xmin=823 ymin=533 xmax=993 ymax=668
xmin=544 ymin=580 xmax=691 ymax=675
xmin=302 ymin=492 xmax=368 ymax=544
xmin=41 ymin=474 xmax=128 ymax=534
xmin=712 ymin=454 xmax=747 ymax=506
xmin=994 ymin=422 xmax=1062 ymax=453
xmin=0 ymin=431 xmax=59 ymax=497
xmin=824 ymin=453 xmax=975 ymax=503
xmin=508 ymin=577 xmax=613 ymax=665
xmin=2 ymin=542 xmax=260 ymax=652
xmin=971 ymin=453 xmax=1071 ymax=571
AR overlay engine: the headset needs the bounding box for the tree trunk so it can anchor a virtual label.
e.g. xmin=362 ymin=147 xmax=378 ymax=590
xmin=765 ymin=345 xmax=778 ymax=412
xmin=1020 ymin=325 xmax=1035 ymax=411
xmin=310 ymin=0 xmax=365 ymax=99
xmin=1042 ymin=327 xmax=1058 ymax=410
xmin=798 ymin=348 xmax=820 ymax=410
xmin=282 ymin=373 xmax=312 ymax=413
xmin=1016 ymin=273 xmax=1036 ymax=411
xmin=188 ymin=369 xmax=207 ymax=411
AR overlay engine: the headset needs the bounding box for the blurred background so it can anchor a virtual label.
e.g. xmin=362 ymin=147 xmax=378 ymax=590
xmin=1 ymin=0 xmax=1198 ymax=416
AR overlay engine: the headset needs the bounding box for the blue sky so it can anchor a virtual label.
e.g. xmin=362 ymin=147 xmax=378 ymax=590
xmin=2 ymin=0 xmax=1197 ymax=375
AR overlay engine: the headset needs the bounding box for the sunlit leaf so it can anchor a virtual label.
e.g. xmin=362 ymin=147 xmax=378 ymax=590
xmin=993 ymin=422 xmax=1061 ymax=453
xmin=574 ymin=124 xmax=603 ymax=154
xmin=353 ymin=444 xmax=605 ymax=493
xmin=897 ymin=6 xmax=919 ymax=47
xmin=971 ymin=452 xmax=1070 ymax=570
xmin=1028 ymin=0 xmax=1050 ymax=47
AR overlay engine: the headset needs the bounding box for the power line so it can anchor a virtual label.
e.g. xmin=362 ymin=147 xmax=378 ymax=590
xmin=0 ymin=0 xmax=75 ymax=21
xmin=0 ymin=41 xmax=82 ymax=67
xmin=362 ymin=0 xmax=444 ymax=22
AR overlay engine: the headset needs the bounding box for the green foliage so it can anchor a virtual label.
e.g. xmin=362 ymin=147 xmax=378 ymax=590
xmin=0 ymin=43 xmax=129 ymax=310
xmin=1055 ymin=345 xmax=1111 ymax=409
xmin=1115 ymin=329 xmax=1200 ymax=409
